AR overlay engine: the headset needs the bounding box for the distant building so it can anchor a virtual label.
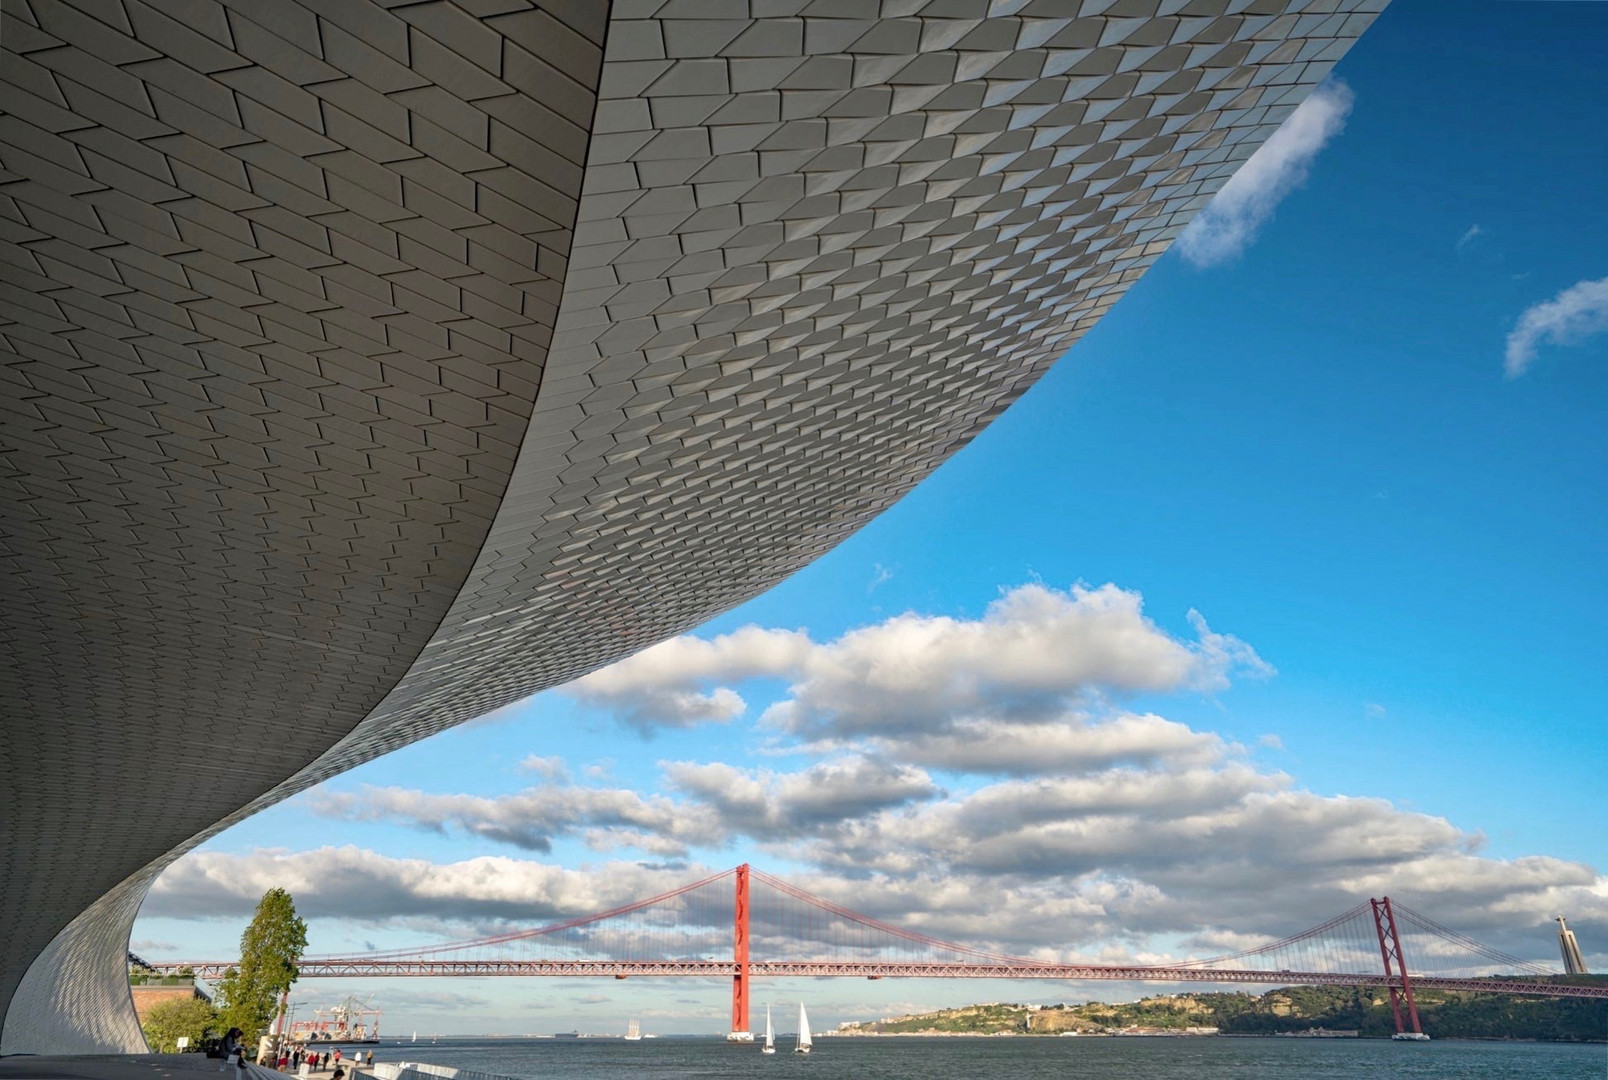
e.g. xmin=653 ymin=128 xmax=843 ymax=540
xmin=1557 ymin=917 xmax=1589 ymax=975
xmin=130 ymin=980 xmax=211 ymax=1026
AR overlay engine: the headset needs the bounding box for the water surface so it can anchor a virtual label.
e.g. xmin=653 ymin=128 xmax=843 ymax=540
xmin=370 ymin=1034 xmax=1607 ymax=1079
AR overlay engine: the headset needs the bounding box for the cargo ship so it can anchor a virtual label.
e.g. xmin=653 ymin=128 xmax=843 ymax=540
xmin=289 ymin=996 xmax=382 ymax=1045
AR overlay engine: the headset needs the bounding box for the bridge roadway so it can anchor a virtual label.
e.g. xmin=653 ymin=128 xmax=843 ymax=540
xmin=150 ymin=960 xmax=1608 ymax=1000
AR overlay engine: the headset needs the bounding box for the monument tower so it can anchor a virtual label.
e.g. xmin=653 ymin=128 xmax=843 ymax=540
xmin=1557 ymin=917 xmax=1589 ymax=975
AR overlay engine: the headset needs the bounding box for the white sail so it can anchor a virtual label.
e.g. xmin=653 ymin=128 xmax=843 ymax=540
xmin=795 ymin=1002 xmax=812 ymax=1053
xmin=625 ymin=1019 xmax=641 ymax=1041
xmin=762 ymin=1005 xmax=775 ymax=1053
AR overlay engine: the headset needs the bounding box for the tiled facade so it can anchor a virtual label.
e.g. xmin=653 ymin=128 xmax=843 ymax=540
xmin=0 ymin=0 xmax=1384 ymax=1053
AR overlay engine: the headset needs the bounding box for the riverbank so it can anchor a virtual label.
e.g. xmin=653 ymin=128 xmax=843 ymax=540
xmin=839 ymin=982 xmax=1608 ymax=1042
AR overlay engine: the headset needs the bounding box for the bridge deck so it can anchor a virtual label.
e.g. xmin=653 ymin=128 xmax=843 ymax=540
xmin=150 ymin=961 xmax=1608 ymax=1000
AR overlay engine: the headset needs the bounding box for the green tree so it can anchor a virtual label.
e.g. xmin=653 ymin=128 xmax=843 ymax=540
xmin=141 ymin=996 xmax=219 ymax=1053
xmin=215 ymin=888 xmax=308 ymax=1043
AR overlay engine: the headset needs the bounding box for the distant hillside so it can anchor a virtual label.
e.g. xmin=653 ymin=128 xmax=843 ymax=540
xmin=839 ymin=977 xmax=1608 ymax=1042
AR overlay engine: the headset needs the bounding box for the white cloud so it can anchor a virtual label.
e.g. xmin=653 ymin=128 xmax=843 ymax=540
xmin=518 ymin=755 xmax=570 ymax=781
xmin=143 ymin=822 xmax=1605 ymax=969
xmin=143 ymin=847 xmax=719 ymax=932
xmin=762 ymin=585 xmax=1269 ymax=740
xmin=570 ymin=583 xmax=1269 ymax=739
xmin=275 ymin=742 xmax=1608 ymax=965
xmin=663 ymin=756 xmax=941 ymax=839
xmin=567 ymin=626 xmax=811 ymax=735
xmin=144 ymin=578 xmax=1607 ymax=979
xmin=1456 ymin=224 xmax=1483 ymax=252
xmin=856 ymin=712 xmax=1232 ymax=777
xmin=1177 ymin=80 xmax=1355 ymax=267
xmin=310 ymin=784 xmax=718 ymax=856
xmin=1504 ymin=276 xmax=1608 ymax=377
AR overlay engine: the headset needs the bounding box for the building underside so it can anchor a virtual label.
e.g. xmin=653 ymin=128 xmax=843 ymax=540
xmin=0 ymin=0 xmax=1384 ymax=1054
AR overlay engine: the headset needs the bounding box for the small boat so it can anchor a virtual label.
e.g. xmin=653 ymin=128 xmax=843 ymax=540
xmin=1392 ymin=1031 xmax=1431 ymax=1041
xmin=794 ymin=1002 xmax=812 ymax=1055
xmin=624 ymin=1019 xmax=642 ymax=1042
xmin=761 ymin=1005 xmax=775 ymax=1055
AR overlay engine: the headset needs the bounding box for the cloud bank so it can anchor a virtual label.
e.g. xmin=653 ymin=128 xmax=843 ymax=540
xmin=569 ymin=583 xmax=1269 ymax=739
xmin=144 ymin=580 xmax=1605 ymax=976
xmin=1177 ymin=80 xmax=1354 ymax=267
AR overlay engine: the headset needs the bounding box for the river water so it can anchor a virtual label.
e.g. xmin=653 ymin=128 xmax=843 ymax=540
xmin=369 ymin=1035 xmax=1607 ymax=1079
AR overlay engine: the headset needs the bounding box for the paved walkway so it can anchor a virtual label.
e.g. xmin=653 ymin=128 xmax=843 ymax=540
xmin=0 ymin=1057 xmax=351 ymax=1080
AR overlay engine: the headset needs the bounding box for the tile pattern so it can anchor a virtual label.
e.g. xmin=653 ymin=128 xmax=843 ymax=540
xmin=0 ymin=0 xmax=1385 ymax=1054
xmin=0 ymin=0 xmax=604 ymax=1051
xmin=332 ymin=0 xmax=1389 ymax=782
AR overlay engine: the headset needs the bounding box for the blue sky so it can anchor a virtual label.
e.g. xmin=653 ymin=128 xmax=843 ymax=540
xmin=134 ymin=2 xmax=1608 ymax=1035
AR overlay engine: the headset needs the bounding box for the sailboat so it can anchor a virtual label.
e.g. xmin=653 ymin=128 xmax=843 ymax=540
xmin=761 ymin=1005 xmax=775 ymax=1055
xmin=793 ymin=1002 xmax=812 ymax=1055
xmin=624 ymin=1019 xmax=642 ymax=1042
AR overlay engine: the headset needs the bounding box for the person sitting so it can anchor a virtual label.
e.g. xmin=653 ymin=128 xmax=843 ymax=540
xmin=217 ymin=1028 xmax=243 ymax=1073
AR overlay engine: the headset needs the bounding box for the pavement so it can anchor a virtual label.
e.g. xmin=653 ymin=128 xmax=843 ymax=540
xmin=0 ymin=1058 xmax=355 ymax=1080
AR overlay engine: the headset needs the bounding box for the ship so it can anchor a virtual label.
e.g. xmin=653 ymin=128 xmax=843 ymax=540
xmin=289 ymin=995 xmax=382 ymax=1045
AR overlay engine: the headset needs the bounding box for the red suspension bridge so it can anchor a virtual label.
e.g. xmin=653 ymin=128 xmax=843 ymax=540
xmin=153 ymin=865 xmax=1604 ymax=1040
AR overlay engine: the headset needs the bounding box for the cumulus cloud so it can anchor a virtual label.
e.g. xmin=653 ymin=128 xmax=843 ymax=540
xmin=145 ymin=798 xmax=1607 ymax=970
xmin=568 ymin=626 xmax=812 ymax=735
xmin=277 ymin=747 xmax=1608 ymax=965
xmin=311 ymin=784 xmax=717 ymax=856
xmin=786 ymin=780 xmax=1608 ymax=961
xmin=144 ymin=847 xmax=718 ymax=930
xmin=310 ymin=756 xmax=941 ymax=857
xmin=143 ymin=578 xmax=1606 ymax=978
xmin=569 ymin=583 xmax=1269 ymax=739
xmin=663 ymin=756 xmax=941 ymax=840
xmin=858 ymin=712 xmax=1231 ymax=777
xmin=1177 ymin=80 xmax=1355 ymax=267
xmin=766 ymin=586 xmax=1267 ymax=740
xmin=1504 ymin=276 xmax=1608 ymax=377
xmin=518 ymin=755 xmax=569 ymax=781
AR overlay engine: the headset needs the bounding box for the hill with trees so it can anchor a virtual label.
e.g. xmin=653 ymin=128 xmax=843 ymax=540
xmin=840 ymin=978 xmax=1608 ymax=1042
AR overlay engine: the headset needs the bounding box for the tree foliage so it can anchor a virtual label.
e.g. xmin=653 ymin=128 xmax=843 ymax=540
xmin=215 ymin=888 xmax=308 ymax=1043
xmin=851 ymin=980 xmax=1608 ymax=1042
xmin=140 ymin=996 xmax=218 ymax=1053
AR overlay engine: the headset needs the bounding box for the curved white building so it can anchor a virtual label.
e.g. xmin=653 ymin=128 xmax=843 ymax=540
xmin=0 ymin=0 xmax=1384 ymax=1053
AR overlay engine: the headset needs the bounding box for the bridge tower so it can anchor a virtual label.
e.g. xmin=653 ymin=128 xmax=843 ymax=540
xmin=729 ymin=864 xmax=752 ymax=1041
xmin=1370 ymin=897 xmax=1422 ymax=1035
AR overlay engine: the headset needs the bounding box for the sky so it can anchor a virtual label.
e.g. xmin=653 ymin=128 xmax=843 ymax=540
xmin=131 ymin=1 xmax=1608 ymax=1037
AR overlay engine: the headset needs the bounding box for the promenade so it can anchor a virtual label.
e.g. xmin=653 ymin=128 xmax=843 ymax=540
xmin=0 ymin=1058 xmax=369 ymax=1080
